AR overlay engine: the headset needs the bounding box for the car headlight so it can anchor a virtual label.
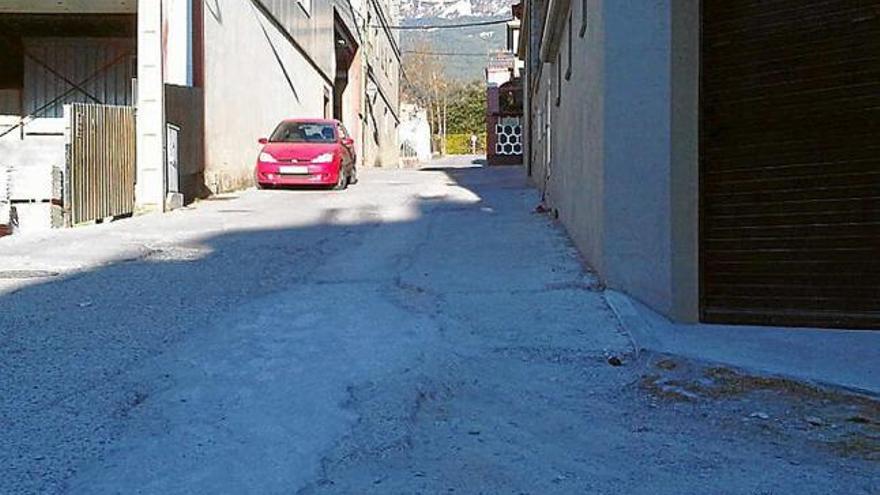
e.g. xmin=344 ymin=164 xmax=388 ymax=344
xmin=259 ymin=152 xmax=278 ymax=163
xmin=312 ymin=152 xmax=334 ymax=164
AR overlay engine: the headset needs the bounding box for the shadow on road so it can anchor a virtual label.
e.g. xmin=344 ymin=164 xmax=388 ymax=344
xmin=1 ymin=164 xmax=877 ymax=494
xmin=0 ymin=165 xmax=529 ymax=493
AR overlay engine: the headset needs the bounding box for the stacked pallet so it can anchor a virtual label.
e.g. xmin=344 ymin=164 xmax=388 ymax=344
xmin=0 ymin=164 xmax=10 ymax=237
xmin=8 ymin=164 xmax=64 ymax=234
xmin=1 ymin=118 xmax=67 ymax=234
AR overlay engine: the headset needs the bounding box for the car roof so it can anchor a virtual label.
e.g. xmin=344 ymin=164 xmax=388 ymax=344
xmin=282 ymin=118 xmax=339 ymax=125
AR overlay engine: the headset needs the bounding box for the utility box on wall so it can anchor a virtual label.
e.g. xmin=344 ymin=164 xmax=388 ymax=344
xmin=165 ymin=123 xmax=184 ymax=211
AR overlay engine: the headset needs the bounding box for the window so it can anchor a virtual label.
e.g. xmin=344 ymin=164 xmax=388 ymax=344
xmin=580 ymin=0 xmax=588 ymax=37
xmin=565 ymin=14 xmax=573 ymax=80
xmin=297 ymin=0 xmax=311 ymax=16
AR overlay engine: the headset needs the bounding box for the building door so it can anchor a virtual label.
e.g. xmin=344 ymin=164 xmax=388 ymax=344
xmin=700 ymin=1 xmax=880 ymax=329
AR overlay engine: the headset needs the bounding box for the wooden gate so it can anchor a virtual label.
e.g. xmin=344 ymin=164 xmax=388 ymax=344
xmin=66 ymin=103 xmax=136 ymax=225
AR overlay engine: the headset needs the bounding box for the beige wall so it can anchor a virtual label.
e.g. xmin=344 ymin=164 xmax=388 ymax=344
xmin=527 ymin=0 xmax=700 ymax=322
xmin=202 ymin=0 xmax=333 ymax=192
xmin=361 ymin=0 xmax=401 ymax=168
xmin=530 ymin=0 xmax=606 ymax=275
xmin=363 ymin=86 xmax=400 ymax=168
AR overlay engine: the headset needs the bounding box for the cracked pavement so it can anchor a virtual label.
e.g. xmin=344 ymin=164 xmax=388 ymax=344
xmin=1 ymin=157 xmax=877 ymax=494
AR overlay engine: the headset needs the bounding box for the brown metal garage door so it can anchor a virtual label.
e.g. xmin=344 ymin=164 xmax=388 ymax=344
xmin=700 ymin=1 xmax=880 ymax=329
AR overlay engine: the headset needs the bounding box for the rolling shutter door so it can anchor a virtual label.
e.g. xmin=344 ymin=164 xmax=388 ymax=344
xmin=700 ymin=1 xmax=880 ymax=328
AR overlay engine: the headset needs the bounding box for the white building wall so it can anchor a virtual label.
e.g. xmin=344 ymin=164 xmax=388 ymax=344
xmin=399 ymin=104 xmax=431 ymax=163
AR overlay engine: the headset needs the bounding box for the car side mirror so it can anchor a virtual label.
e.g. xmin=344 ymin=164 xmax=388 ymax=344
xmin=258 ymin=137 xmax=269 ymax=145
xmin=342 ymin=137 xmax=354 ymax=147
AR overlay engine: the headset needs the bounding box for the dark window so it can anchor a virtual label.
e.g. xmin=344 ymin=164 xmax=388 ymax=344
xmin=580 ymin=0 xmax=588 ymax=37
xmin=566 ymin=14 xmax=573 ymax=80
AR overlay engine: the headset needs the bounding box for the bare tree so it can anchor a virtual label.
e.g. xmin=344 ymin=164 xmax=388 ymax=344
xmin=402 ymin=40 xmax=455 ymax=154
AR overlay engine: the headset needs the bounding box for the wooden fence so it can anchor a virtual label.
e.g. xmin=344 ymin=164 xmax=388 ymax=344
xmin=66 ymin=103 xmax=136 ymax=225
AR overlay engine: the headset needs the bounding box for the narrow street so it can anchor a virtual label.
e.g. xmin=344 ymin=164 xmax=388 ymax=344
xmin=1 ymin=157 xmax=876 ymax=494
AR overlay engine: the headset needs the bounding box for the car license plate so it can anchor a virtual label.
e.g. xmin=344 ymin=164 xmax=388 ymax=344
xmin=279 ymin=165 xmax=309 ymax=175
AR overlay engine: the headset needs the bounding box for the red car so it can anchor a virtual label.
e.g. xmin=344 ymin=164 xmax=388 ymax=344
xmin=255 ymin=119 xmax=357 ymax=190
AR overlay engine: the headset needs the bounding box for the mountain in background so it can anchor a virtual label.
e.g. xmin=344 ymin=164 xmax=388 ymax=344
xmin=399 ymin=0 xmax=514 ymax=82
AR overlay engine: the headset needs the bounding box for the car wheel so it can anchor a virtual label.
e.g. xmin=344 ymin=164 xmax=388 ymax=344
xmin=333 ymin=168 xmax=348 ymax=191
xmin=350 ymin=166 xmax=359 ymax=185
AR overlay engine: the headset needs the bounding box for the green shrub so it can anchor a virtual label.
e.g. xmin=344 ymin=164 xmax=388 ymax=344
xmin=445 ymin=133 xmax=487 ymax=155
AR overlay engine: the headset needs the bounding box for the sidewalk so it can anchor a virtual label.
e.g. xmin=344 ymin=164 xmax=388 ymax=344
xmin=605 ymin=290 xmax=880 ymax=396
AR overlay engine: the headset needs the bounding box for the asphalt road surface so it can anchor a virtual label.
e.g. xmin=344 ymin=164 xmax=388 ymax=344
xmin=1 ymin=156 xmax=876 ymax=494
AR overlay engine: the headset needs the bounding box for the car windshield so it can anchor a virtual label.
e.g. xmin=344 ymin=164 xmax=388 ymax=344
xmin=270 ymin=122 xmax=336 ymax=143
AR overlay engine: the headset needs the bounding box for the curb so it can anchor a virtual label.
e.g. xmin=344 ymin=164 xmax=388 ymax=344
xmin=601 ymin=289 xmax=880 ymax=400
xmin=602 ymin=289 xmax=659 ymax=360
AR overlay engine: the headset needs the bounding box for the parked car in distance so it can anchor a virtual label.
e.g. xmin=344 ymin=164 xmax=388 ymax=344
xmin=255 ymin=119 xmax=357 ymax=190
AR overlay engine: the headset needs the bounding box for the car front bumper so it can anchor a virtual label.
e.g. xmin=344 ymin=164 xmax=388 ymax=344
xmin=255 ymin=161 xmax=341 ymax=186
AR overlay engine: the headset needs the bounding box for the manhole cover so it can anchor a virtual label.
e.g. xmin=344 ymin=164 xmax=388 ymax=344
xmin=0 ymin=270 xmax=60 ymax=279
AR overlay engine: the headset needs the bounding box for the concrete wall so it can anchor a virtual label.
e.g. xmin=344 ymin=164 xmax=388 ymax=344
xmin=363 ymin=85 xmax=400 ymax=168
xmin=536 ymin=0 xmax=606 ymax=275
xmin=202 ymin=0 xmax=333 ymax=192
xmin=333 ymin=0 xmax=400 ymax=169
xmin=361 ymin=0 xmax=401 ymax=168
xmin=528 ymin=0 xmax=699 ymax=322
xmin=602 ymin=0 xmax=673 ymax=314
